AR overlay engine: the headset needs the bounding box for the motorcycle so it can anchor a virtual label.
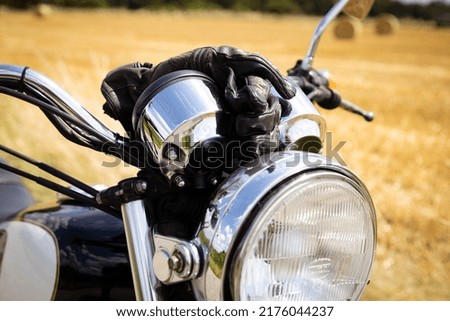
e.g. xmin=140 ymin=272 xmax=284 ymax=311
xmin=0 ymin=0 xmax=376 ymax=301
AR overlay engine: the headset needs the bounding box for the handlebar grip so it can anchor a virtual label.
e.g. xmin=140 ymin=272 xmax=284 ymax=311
xmin=316 ymin=87 xmax=341 ymax=110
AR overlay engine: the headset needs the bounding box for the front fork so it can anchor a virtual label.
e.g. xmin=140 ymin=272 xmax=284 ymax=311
xmin=121 ymin=200 xmax=163 ymax=300
xmin=98 ymin=177 xmax=202 ymax=301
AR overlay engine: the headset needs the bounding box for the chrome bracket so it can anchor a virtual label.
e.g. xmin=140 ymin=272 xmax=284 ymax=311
xmin=152 ymin=233 xmax=202 ymax=284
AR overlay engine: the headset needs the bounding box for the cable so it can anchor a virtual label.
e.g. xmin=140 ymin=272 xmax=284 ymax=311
xmin=0 ymin=85 xmax=111 ymax=147
xmin=0 ymin=161 xmax=120 ymax=218
xmin=0 ymin=144 xmax=99 ymax=197
xmin=0 ymin=85 xmax=142 ymax=167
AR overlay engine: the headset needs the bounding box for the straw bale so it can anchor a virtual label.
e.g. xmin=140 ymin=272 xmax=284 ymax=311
xmin=34 ymin=4 xmax=53 ymax=18
xmin=375 ymin=14 xmax=400 ymax=35
xmin=333 ymin=17 xmax=362 ymax=39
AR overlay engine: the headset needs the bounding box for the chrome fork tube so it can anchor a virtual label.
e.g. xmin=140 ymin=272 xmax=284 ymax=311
xmin=121 ymin=200 xmax=162 ymax=301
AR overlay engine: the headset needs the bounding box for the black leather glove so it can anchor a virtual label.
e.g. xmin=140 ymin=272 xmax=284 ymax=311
xmin=101 ymin=62 xmax=153 ymax=134
xmin=101 ymin=46 xmax=295 ymax=139
xmin=224 ymin=69 xmax=282 ymax=137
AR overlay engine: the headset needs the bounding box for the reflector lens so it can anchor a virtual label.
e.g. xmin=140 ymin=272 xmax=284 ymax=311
xmin=231 ymin=172 xmax=376 ymax=301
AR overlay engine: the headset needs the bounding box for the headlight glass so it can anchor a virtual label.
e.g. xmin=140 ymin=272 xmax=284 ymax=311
xmin=230 ymin=171 xmax=376 ymax=301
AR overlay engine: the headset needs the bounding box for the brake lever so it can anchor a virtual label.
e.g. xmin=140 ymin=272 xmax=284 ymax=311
xmin=309 ymin=71 xmax=375 ymax=122
xmin=306 ymin=83 xmax=375 ymax=122
xmin=340 ymin=98 xmax=374 ymax=122
xmin=288 ymin=74 xmax=375 ymax=122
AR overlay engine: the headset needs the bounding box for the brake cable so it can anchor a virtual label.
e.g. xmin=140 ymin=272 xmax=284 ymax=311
xmin=0 ymin=154 xmax=120 ymax=218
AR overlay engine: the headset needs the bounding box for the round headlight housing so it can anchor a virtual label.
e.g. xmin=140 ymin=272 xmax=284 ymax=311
xmin=230 ymin=171 xmax=375 ymax=301
xmin=193 ymin=151 xmax=376 ymax=301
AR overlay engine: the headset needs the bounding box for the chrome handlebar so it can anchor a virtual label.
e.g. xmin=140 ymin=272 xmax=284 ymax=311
xmin=0 ymin=64 xmax=117 ymax=145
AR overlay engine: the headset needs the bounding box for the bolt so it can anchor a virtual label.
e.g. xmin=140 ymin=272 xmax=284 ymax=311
xmin=170 ymin=252 xmax=184 ymax=273
xmin=173 ymin=175 xmax=186 ymax=188
xmin=166 ymin=147 xmax=178 ymax=161
xmin=134 ymin=180 xmax=147 ymax=194
xmin=208 ymin=176 xmax=218 ymax=186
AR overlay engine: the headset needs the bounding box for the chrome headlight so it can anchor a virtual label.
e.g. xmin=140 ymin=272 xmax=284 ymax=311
xmin=192 ymin=151 xmax=376 ymax=301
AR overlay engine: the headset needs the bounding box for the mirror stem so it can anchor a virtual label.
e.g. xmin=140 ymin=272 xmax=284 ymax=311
xmin=301 ymin=0 xmax=349 ymax=72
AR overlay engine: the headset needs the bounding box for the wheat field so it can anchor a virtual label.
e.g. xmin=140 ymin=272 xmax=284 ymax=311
xmin=0 ymin=8 xmax=449 ymax=301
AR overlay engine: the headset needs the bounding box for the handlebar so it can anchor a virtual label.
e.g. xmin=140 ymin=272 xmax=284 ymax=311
xmin=0 ymin=64 xmax=117 ymax=145
xmin=0 ymin=64 xmax=147 ymax=168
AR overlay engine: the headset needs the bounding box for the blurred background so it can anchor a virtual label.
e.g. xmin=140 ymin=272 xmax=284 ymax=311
xmin=0 ymin=0 xmax=449 ymax=300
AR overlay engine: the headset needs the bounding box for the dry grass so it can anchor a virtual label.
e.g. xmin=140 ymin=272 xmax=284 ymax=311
xmin=0 ymin=9 xmax=449 ymax=300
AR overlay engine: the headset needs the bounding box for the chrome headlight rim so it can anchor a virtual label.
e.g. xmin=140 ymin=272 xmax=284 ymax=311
xmin=226 ymin=170 xmax=376 ymax=301
xmin=192 ymin=151 xmax=376 ymax=301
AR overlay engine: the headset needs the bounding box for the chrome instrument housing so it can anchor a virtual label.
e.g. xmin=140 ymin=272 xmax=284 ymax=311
xmin=133 ymin=70 xmax=327 ymax=179
xmin=133 ymin=70 xmax=222 ymax=178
